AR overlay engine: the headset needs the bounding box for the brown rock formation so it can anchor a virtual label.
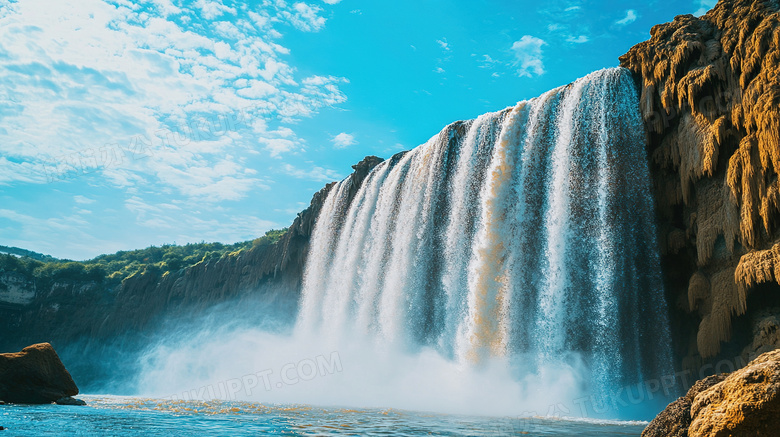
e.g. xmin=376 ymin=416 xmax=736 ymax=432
xmin=689 ymin=349 xmax=780 ymax=436
xmin=642 ymin=374 xmax=728 ymax=437
xmin=620 ymin=0 xmax=780 ymax=363
xmin=0 ymin=343 xmax=79 ymax=404
xmin=645 ymin=349 xmax=780 ymax=436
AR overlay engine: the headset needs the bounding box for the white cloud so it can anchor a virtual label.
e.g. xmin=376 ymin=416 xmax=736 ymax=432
xmin=615 ymin=9 xmax=638 ymax=26
xmin=434 ymin=67 xmax=445 ymax=74
xmin=236 ymin=80 xmax=278 ymax=98
xmin=0 ymin=208 xmax=107 ymax=260
xmin=436 ymin=38 xmax=450 ymax=51
xmin=125 ymin=196 xmax=162 ymax=218
xmin=511 ymin=35 xmax=547 ymax=78
xmin=694 ymin=0 xmax=717 ymax=16
xmin=282 ymin=164 xmax=342 ymax=182
xmin=322 ymin=0 xmax=342 ymax=4
xmin=566 ymin=35 xmax=589 ymax=44
xmin=282 ymin=2 xmax=327 ymax=32
xmin=173 ymin=214 xmax=280 ymax=245
xmin=74 ymin=195 xmax=96 ymax=204
xmin=0 ymin=0 xmax=349 ymax=199
xmin=261 ymin=138 xmax=298 ymax=157
xmin=151 ymin=0 xmax=183 ymax=16
xmin=122 ymin=196 xmax=281 ymax=248
xmin=194 ymin=0 xmax=236 ymax=20
xmin=478 ymin=54 xmax=499 ymax=69
xmin=0 ymin=156 xmax=44 ymax=185
xmin=214 ymin=21 xmax=242 ymax=40
xmin=331 ymin=132 xmax=357 ymax=149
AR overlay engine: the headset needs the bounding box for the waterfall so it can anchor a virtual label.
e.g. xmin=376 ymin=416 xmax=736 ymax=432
xmin=297 ymin=67 xmax=673 ymax=398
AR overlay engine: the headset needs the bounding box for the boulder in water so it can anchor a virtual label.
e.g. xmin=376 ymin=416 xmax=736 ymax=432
xmin=642 ymin=374 xmax=727 ymax=437
xmin=55 ymin=396 xmax=86 ymax=406
xmin=645 ymin=349 xmax=780 ymax=436
xmin=688 ymin=349 xmax=780 ymax=436
xmin=0 ymin=343 xmax=79 ymax=404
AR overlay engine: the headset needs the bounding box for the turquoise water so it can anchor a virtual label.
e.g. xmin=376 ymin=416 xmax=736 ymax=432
xmin=0 ymin=396 xmax=647 ymax=436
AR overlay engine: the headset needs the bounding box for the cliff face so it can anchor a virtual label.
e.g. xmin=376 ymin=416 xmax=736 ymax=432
xmin=620 ymin=0 xmax=780 ymax=368
xmin=0 ymin=273 xmax=36 ymax=306
xmin=0 ymin=156 xmax=384 ymax=388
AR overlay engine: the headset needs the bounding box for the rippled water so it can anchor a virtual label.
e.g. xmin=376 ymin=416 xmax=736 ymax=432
xmin=0 ymin=396 xmax=647 ymax=436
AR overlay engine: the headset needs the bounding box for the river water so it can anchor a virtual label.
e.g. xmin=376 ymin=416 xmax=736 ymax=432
xmin=0 ymin=396 xmax=647 ymax=436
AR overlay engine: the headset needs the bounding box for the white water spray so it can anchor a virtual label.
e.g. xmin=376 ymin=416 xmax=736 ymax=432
xmin=139 ymin=68 xmax=674 ymax=420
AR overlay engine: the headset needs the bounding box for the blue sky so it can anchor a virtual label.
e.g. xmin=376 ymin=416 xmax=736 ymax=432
xmin=0 ymin=0 xmax=715 ymax=260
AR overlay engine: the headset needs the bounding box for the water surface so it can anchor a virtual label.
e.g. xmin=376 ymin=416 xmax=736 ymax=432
xmin=0 ymin=396 xmax=647 ymax=436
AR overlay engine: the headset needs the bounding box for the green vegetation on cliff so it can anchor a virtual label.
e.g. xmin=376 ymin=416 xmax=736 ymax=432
xmin=0 ymin=229 xmax=288 ymax=288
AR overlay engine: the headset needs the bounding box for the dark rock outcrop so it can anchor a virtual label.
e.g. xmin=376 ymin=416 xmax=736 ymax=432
xmin=645 ymin=349 xmax=780 ymax=436
xmin=0 ymin=343 xmax=79 ymax=404
xmin=55 ymin=396 xmax=86 ymax=406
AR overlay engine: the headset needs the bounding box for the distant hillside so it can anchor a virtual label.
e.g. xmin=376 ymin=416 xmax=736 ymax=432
xmin=0 ymin=245 xmax=58 ymax=262
xmin=0 ymin=229 xmax=287 ymax=287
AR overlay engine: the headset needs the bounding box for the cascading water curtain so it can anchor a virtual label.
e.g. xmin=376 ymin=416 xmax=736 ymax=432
xmin=297 ymin=67 xmax=673 ymax=397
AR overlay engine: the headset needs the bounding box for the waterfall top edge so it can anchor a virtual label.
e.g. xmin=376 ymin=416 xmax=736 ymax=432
xmin=339 ymin=66 xmax=635 ymax=186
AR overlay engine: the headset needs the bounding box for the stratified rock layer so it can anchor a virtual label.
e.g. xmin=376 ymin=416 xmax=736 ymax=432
xmin=0 ymin=343 xmax=79 ymax=404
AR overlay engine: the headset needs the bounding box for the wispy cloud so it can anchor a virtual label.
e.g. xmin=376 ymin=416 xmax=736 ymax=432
xmin=511 ymin=35 xmax=547 ymax=78
xmin=478 ymin=54 xmax=500 ymax=69
xmin=436 ymin=38 xmax=450 ymax=52
xmin=694 ymin=0 xmax=717 ymax=16
xmin=282 ymin=2 xmax=327 ymax=32
xmin=282 ymin=164 xmax=342 ymax=182
xmin=615 ymin=9 xmax=638 ymax=26
xmin=331 ymin=132 xmax=357 ymax=149
xmin=0 ymin=0 xmax=348 ymax=201
xmin=194 ymin=0 xmax=236 ymax=20
xmin=74 ymin=195 xmax=96 ymax=205
xmin=0 ymin=208 xmax=111 ymax=260
xmin=566 ymin=35 xmax=589 ymax=43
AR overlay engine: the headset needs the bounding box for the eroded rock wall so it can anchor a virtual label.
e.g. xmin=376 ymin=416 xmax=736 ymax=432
xmin=620 ymin=0 xmax=780 ymax=368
